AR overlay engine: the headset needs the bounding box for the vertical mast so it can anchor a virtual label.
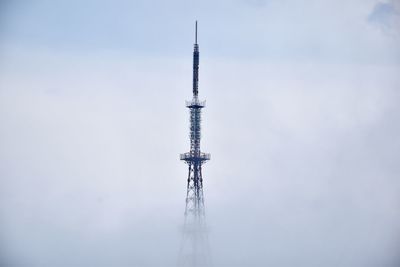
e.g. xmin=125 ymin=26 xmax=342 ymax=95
xmin=195 ymin=20 xmax=198 ymax=44
xmin=193 ymin=21 xmax=199 ymax=98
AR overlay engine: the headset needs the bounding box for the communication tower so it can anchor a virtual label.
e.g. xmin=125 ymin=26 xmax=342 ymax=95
xmin=178 ymin=21 xmax=211 ymax=267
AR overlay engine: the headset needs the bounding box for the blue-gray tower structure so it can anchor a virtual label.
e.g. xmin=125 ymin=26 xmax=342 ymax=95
xmin=179 ymin=21 xmax=211 ymax=267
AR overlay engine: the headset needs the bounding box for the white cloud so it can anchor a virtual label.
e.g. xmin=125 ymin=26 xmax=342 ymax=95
xmin=1 ymin=46 xmax=400 ymax=266
xmin=1 ymin=1 xmax=400 ymax=266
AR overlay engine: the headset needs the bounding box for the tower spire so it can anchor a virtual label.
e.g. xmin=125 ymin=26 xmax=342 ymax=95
xmin=192 ymin=21 xmax=200 ymax=97
xmin=195 ymin=20 xmax=198 ymax=44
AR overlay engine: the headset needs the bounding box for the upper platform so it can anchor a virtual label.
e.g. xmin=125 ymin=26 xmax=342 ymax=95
xmin=186 ymin=98 xmax=206 ymax=108
xmin=180 ymin=152 xmax=210 ymax=162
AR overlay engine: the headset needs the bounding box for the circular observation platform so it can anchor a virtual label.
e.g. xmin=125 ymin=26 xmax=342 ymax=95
xmin=180 ymin=152 xmax=210 ymax=162
xmin=186 ymin=99 xmax=206 ymax=108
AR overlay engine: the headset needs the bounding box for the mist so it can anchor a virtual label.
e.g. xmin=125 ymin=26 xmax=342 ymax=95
xmin=1 ymin=0 xmax=400 ymax=266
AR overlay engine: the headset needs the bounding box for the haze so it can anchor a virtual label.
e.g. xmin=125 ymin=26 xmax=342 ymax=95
xmin=1 ymin=0 xmax=400 ymax=266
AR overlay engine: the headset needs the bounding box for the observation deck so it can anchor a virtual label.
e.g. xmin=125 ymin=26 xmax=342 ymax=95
xmin=186 ymin=98 xmax=206 ymax=108
xmin=180 ymin=152 xmax=210 ymax=162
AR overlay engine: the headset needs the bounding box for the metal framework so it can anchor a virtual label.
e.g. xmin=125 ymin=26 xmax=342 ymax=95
xmin=178 ymin=21 xmax=211 ymax=267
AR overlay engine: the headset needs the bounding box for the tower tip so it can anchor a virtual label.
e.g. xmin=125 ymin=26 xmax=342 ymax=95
xmin=195 ymin=21 xmax=198 ymax=44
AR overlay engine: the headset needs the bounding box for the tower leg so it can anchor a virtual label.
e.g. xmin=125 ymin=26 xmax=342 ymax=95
xmin=178 ymin=163 xmax=211 ymax=267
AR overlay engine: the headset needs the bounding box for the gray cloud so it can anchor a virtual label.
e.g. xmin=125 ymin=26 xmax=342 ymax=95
xmin=368 ymin=1 xmax=400 ymax=33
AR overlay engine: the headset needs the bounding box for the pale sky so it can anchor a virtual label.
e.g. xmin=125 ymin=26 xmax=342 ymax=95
xmin=1 ymin=1 xmax=400 ymax=266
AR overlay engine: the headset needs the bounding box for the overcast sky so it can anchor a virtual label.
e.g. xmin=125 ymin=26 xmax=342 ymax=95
xmin=1 ymin=0 xmax=400 ymax=266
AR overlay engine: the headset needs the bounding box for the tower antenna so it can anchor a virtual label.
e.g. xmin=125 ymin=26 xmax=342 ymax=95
xmin=195 ymin=20 xmax=198 ymax=44
xmin=192 ymin=21 xmax=200 ymax=97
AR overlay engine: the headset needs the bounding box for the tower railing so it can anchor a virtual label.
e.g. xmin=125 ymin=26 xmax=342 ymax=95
xmin=186 ymin=99 xmax=206 ymax=108
xmin=180 ymin=152 xmax=210 ymax=161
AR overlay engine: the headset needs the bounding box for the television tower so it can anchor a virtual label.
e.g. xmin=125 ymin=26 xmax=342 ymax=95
xmin=179 ymin=21 xmax=211 ymax=267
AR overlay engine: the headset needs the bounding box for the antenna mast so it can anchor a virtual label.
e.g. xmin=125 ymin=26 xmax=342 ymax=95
xmin=193 ymin=21 xmax=199 ymax=97
xmin=195 ymin=20 xmax=198 ymax=44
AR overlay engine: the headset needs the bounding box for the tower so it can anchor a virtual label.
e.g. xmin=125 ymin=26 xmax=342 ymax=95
xmin=178 ymin=21 xmax=211 ymax=267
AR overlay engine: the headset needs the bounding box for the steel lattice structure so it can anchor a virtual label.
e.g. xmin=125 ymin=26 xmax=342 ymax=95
xmin=178 ymin=21 xmax=211 ymax=267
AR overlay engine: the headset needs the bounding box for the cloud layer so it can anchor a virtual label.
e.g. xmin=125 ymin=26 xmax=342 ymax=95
xmin=1 ymin=1 xmax=400 ymax=266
